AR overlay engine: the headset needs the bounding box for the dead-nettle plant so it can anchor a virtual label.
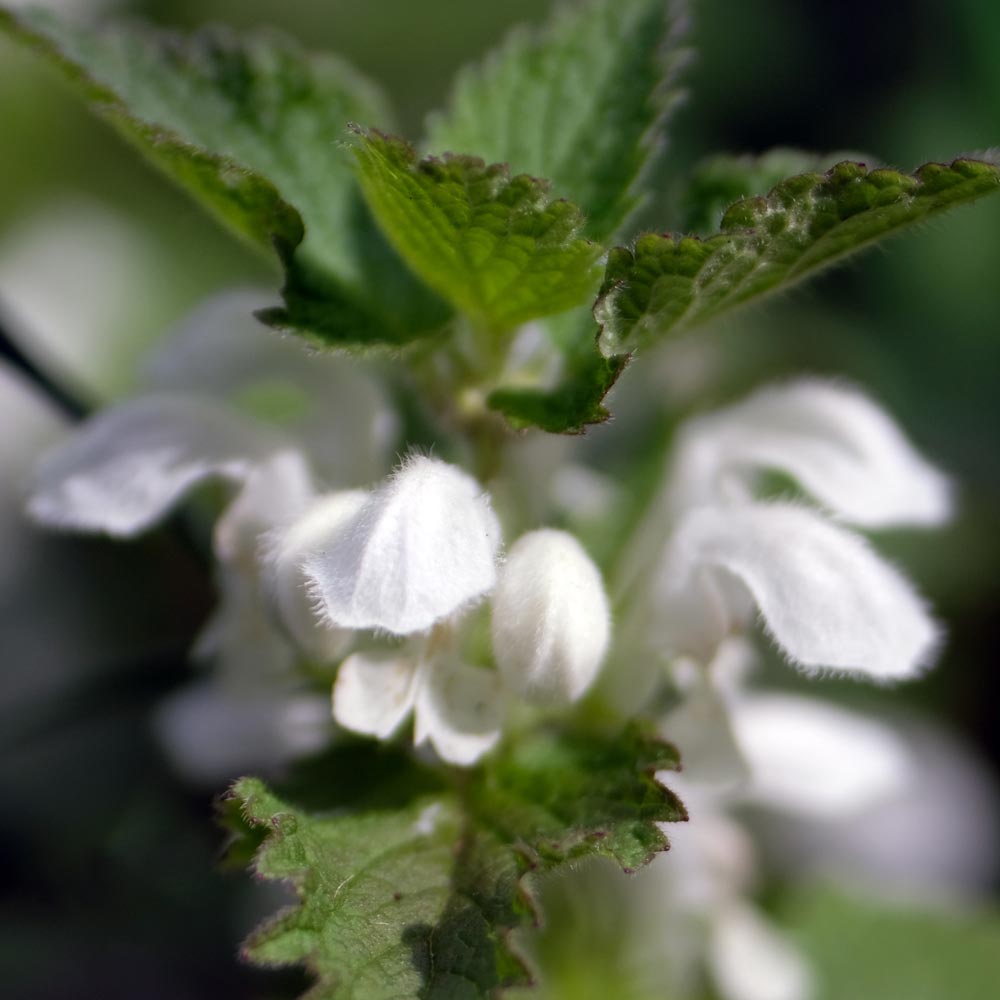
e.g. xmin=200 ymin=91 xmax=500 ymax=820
xmin=6 ymin=0 xmax=999 ymax=997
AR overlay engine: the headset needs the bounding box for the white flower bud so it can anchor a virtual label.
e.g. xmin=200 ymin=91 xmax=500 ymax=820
xmin=491 ymin=529 xmax=610 ymax=704
xmin=303 ymin=455 xmax=501 ymax=636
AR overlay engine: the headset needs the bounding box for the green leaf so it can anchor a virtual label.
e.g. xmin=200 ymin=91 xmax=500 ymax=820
xmin=225 ymin=727 xmax=684 ymax=998
xmin=425 ymin=0 xmax=688 ymax=243
xmin=0 ymin=8 xmax=449 ymax=348
xmin=777 ymin=885 xmax=1000 ymax=1000
xmin=487 ymin=308 xmax=629 ymax=434
xmin=352 ymin=128 xmax=604 ymax=332
xmin=474 ymin=724 xmax=686 ymax=873
xmin=679 ymin=148 xmax=870 ymax=234
xmin=596 ymin=157 xmax=1000 ymax=356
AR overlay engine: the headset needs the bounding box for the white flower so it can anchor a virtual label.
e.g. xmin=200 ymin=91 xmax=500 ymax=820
xmin=656 ymin=646 xmax=915 ymax=1000
xmin=654 ymin=503 xmax=939 ymax=680
xmin=643 ymin=379 xmax=948 ymax=682
xmin=302 ymin=454 xmax=501 ymax=636
xmin=25 ymin=290 xmax=397 ymax=778
xmin=491 ymin=528 xmax=610 ymax=704
xmin=332 ymin=649 xmax=503 ymax=766
xmin=278 ymin=458 xmax=614 ymax=761
xmin=664 ymin=378 xmax=951 ymax=527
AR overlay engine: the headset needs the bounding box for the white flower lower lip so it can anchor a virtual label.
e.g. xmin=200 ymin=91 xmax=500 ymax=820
xmin=654 ymin=502 xmax=940 ymax=681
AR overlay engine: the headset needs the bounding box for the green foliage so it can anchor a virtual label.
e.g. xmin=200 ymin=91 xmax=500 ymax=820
xmin=425 ymin=0 xmax=688 ymax=242
xmin=474 ymin=724 xmax=686 ymax=872
xmin=679 ymin=148 xmax=870 ymax=234
xmin=596 ymin=157 xmax=1000 ymax=356
xmin=224 ymin=728 xmax=684 ymax=998
xmin=353 ymin=129 xmax=604 ymax=333
xmin=0 ymin=8 xmax=448 ymax=348
xmin=778 ymin=885 xmax=1000 ymax=1000
xmin=487 ymin=307 xmax=628 ymax=434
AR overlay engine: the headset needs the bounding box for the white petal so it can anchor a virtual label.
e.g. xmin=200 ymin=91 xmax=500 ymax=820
xmin=193 ymin=564 xmax=296 ymax=682
xmin=661 ymin=662 xmax=750 ymax=789
xmin=656 ymin=504 xmax=940 ymax=680
xmin=27 ymin=394 xmax=281 ymax=536
xmin=214 ymin=449 xmax=315 ymax=562
xmin=491 ymin=529 xmax=610 ymax=704
xmin=144 ymin=288 xmax=399 ymax=484
xmin=731 ymin=694 xmax=912 ymax=819
xmin=153 ymin=679 xmax=332 ymax=786
xmin=709 ymin=901 xmax=814 ymax=1000
xmin=304 ymin=455 xmax=501 ymax=635
xmin=332 ymin=651 xmax=419 ymax=740
xmin=654 ymin=800 xmax=757 ymax=911
xmin=414 ymin=658 xmax=504 ymax=766
xmin=667 ymin=379 xmax=951 ymax=527
xmin=264 ymin=490 xmax=369 ymax=661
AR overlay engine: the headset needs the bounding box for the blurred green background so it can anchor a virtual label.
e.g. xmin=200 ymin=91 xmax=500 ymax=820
xmin=1 ymin=1 xmax=998 ymax=997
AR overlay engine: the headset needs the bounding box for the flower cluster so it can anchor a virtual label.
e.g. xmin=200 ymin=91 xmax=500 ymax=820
xmin=24 ymin=288 xmax=958 ymax=999
xmin=26 ymin=294 xmax=612 ymax=768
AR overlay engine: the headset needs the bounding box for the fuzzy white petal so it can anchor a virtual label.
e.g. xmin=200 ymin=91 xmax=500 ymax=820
xmin=709 ymin=900 xmax=814 ymax=1000
xmin=265 ymin=490 xmax=368 ymax=661
xmin=27 ymin=394 xmax=280 ymax=536
xmin=144 ymin=288 xmax=398 ymax=483
xmin=304 ymin=456 xmax=501 ymax=635
xmin=668 ymin=379 xmax=951 ymax=527
xmin=214 ymin=449 xmax=315 ymax=562
xmin=656 ymin=504 xmax=940 ymax=680
xmin=332 ymin=652 xmax=419 ymax=740
xmin=414 ymin=658 xmax=503 ymax=766
xmin=732 ymin=694 xmax=912 ymax=818
xmin=491 ymin=529 xmax=610 ymax=704
xmin=661 ymin=665 xmax=750 ymax=789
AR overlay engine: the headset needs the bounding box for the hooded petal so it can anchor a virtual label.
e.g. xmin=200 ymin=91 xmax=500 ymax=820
xmin=709 ymin=900 xmax=814 ymax=1000
xmin=491 ymin=529 xmax=610 ymax=704
xmin=655 ymin=504 xmax=940 ymax=680
xmin=264 ymin=490 xmax=369 ymax=662
xmin=27 ymin=394 xmax=282 ymax=536
xmin=304 ymin=456 xmax=501 ymax=635
xmin=414 ymin=657 xmax=504 ymax=766
xmin=332 ymin=651 xmax=420 ymax=740
xmin=731 ymin=693 xmax=912 ymax=819
xmin=667 ymin=379 xmax=951 ymax=528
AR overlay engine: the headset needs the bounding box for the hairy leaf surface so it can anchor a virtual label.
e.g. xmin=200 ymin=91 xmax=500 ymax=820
xmin=353 ymin=129 xmax=604 ymax=333
xmin=226 ymin=728 xmax=684 ymax=998
xmin=597 ymin=157 xmax=1000 ymax=356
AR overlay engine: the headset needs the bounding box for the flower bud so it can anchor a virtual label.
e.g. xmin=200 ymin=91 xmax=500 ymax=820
xmin=491 ymin=529 xmax=610 ymax=704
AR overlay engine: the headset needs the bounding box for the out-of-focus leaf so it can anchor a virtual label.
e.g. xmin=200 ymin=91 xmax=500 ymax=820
xmin=778 ymin=884 xmax=1000 ymax=1000
xmin=426 ymin=0 xmax=689 ymax=242
xmin=0 ymin=8 xmax=449 ymax=348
